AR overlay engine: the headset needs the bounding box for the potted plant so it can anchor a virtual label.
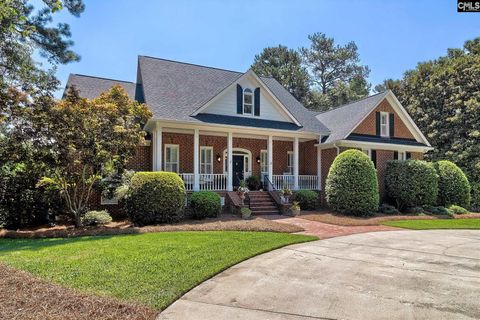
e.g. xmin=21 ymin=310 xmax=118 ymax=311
xmin=290 ymin=201 xmax=301 ymax=216
xmin=241 ymin=207 xmax=252 ymax=219
xmin=237 ymin=180 xmax=249 ymax=203
xmin=280 ymin=186 xmax=292 ymax=204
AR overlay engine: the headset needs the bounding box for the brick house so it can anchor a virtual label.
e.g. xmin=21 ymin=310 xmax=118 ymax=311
xmin=66 ymin=56 xmax=432 ymax=212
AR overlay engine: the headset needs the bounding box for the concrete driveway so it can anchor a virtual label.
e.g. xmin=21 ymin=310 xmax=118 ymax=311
xmin=158 ymin=230 xmax=480 ymax=320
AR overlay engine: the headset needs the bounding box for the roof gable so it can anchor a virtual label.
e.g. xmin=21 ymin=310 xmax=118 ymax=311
xmin=65 ymin=74 xmax=137 ymax=100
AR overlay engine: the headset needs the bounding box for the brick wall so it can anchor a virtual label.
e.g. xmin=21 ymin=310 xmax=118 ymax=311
xmin=300 ymin=140 xmax=318 ymax=175
xmin=353 ymin=99 xmax=415 ymax=139
xmin=126 ymin=145 xmax=152 ymax=171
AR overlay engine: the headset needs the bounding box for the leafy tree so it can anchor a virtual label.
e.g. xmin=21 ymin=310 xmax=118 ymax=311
xmin=39 ymin=86 xmax=152 ymax=226
xmin=251 ymin=45 xmax=310 ymax=104
xmin=390 ymin=38 xmax=480 ymax=182
xmin=373 ymin=78 xmax=402 ymax=93
xmin=300 ymin=32 xmax=370 ymax=110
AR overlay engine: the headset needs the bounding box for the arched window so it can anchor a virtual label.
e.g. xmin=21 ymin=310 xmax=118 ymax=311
xmin=243 ymin=88 xmax=253 ymax=114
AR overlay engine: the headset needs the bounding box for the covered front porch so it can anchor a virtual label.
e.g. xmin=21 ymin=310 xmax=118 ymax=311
xmin=151 ymin=122 xmax=322 ymax=192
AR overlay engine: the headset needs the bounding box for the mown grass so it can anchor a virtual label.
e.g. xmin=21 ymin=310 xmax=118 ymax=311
xmin=0 ymin=231 xmax=315 ymax=310
xmin=382 ymin=218 xmax=480 ymax=230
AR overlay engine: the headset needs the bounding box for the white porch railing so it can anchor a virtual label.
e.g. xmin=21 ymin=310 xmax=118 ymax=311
xmin=179 ymin=173 xmax=227 ymax=191
xmin=272 ymin=175 xmax=319 ymax=190
xmin=199 ymin=174 xmax=227 ymax=191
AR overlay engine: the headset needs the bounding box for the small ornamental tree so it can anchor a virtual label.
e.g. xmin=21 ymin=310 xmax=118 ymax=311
xmin=385 ymin=160 xmax=438 ymax=210
xmin=38 ymin=86 xmax=152 ymax=226
xmin=326 ymin=150 xmax=379 ymax=216
xmin=435 ymin=160 xmax=471 ymax=208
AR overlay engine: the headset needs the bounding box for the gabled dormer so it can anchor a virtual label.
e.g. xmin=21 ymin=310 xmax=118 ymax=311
xmin=191 ymin=70 xmax=301 ymax=125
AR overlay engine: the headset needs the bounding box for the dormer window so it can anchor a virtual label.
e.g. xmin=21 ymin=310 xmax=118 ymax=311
xmin=243 ymin=88 xmax=253 ymax=114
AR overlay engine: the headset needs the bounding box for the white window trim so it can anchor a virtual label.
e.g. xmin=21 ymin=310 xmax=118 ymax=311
xmin=200 ymin=146 xmax=213 ymax=174
xmin=380 ymin=111 xmax=390 ymax=137
xmin=260 ymin=150 xmax=268 ymax=175
xmin=362 ymin=149 xmax=371 ymax=157
xmin=398 ymin=151 xmax=406 ymax=161
xmin=286 ymin=151 xmax=294 ymax=175
xmin=164 ymin=144 xmax=180 ymax=173
xmin=243 ymin=88 xmax=253 ymax=115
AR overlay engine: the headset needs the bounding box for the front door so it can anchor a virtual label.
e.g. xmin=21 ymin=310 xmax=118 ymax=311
xmin=232 ymin=155 xmax=244 ymax=187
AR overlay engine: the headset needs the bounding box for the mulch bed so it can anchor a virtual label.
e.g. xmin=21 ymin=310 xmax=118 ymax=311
xmin=0 ymin=264 xmax=157 ymax=320
xmin=300 ymin=210 xmax=480 ymax=226
xmin=0 ymin=214 xmax=303 ymax=239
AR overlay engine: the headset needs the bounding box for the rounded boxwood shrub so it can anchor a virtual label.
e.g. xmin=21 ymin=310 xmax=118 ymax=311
xmin=448 ymin=205 xmax=468 ymax=215
xmin=326 ymin=150 xmax=379 ymax=216
xmin=81 ymin=210 xmax=112 ymax=226
xmin=293 ymin=190 xmax=318 ymax=210
xmin=124 ymin=172 xmax=186 ymax=226
xmin=435 ymin=160 xmax=471 ymax=208
xmin=190 ymin=191 xmax=221 ymax=219
xmin=472 ymin=182 xmax=480 ymax=212
xmin=385 ymin=160 xmax=438 ymax=210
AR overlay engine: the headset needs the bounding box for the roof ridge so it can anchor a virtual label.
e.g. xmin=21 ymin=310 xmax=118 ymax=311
xmin=71 ymin=73 xmax=135 ymax=84
xmin=138 ymin=55 xmax=243 ymax=75
xmin=316 ymin=91 xmax=388 ymax=115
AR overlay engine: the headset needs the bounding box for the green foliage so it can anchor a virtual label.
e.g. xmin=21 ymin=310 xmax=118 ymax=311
xmin=435 ymin=160 xmax=471 ymax=208
xmin=240 ymin=207 xmax=251 ymax=218
xmin=326 ymin=150 xmax=379 ymax=216
xmin=251 ymin=45 xmax=310 ymax=105
xmin=246 ymin=175 xmax=262 ymax=191
xmin=422 ymin=206 xmax=453 ymax=216
xmin=472 ymin=183 xmax=480 ymax=212
xmin=385 ymin=160 xmax=438 ymax=210
xmin=124 ymin=172 xmax=186 ymax=226
xmin=448 ymin=205 xmax=469 ymax=215
xmin=379 ymin=203 xmax=400 ymax=215
xmin=293 ymin=190 xmax=318 ymax=210
xmin=290 ymin=201 xmax=301 ymax=211
xmin=190 ymin=191 xmax=221 ymax=219
xmin=385 ymin=37 xmax=480 ymax=183
xmin=81 ymin=210 xmax=112 ymax=226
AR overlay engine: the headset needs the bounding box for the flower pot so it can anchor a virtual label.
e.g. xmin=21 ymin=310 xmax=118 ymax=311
xmin=242 ymin=211 xmax=251 ymax=219
xmin=290 ymin=209 xmax=301 ymax=217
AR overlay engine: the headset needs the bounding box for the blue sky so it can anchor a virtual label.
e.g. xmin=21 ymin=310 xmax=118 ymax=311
xmin=49 ymin=0 xmax=480 ymax=96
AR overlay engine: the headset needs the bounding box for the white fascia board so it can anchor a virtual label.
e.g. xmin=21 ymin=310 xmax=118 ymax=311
xmin=315 ymin=139 xmax=433 ymax=152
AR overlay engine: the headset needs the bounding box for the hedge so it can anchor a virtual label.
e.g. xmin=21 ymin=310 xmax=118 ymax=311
xmin=326 ymin=150 xmax=379 ymax=216
xmin=435 ymin=160 xmax=471 ymax=208
xmin=385 ymin=160 xmax=438 ymax=210
xmin=472 ymin=182 xmax=480 ymax=212
xmin=293 ymin=190 xmax=318 ymax=210
xmin=124 ymin=172 xmax=186 ymax=225
xmin=190 ymin=191 xmax=221 ymax=219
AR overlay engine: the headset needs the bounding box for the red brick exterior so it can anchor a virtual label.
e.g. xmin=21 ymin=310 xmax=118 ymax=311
xmin=353 ymin=99 xmax=415 ymax=139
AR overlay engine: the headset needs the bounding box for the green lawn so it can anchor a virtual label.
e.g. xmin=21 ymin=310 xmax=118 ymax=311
xmin=0 ymin=231 xmax=315 ymax=310
xmin=382 ymin=218 xmax=480 ymax=230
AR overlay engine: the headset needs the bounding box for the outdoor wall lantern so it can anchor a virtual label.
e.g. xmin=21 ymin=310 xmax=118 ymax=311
xmin=217 ymin=154 xmax=222 ymax=163
xmin=256 ymin=156 xmax=261 ymax=164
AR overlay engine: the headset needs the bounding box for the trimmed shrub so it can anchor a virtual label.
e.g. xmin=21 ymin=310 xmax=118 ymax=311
xmin=379 ymin=203 xmax=400 ymax=215
xmin=423 ymin=205 xmax=453 ymax=216
xmin=190 ymin=191 xmax=221 ymax=219
xmin=448 ymin=205 xmax=469 ymax=215
xmin=326 ymin=150 xmax=379 ymax=216
xmin=385 ymin=160 xmax=438 ymax=210
xmin=246 ymin=175 xmax=262 ymax=191
xmin=81 ymin=210 xmax=112 ymax=226
xmin=124 ymin=172 xmax=186 ymax=226
xmin=472 ymin=183 xmax=480 ymax=212
xmin=293 ymin=190 xmax=318 ymax=210
xmin=435 ymin=160 xmax=471 ymax=208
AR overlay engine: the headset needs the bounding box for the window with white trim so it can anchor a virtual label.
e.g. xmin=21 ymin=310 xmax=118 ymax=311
xmin=243 ymin=88 xmax=253 ymax=114
xmin=200 ymin=147 xmax=213 ymax=174
xmin=287 ymin=151 xmax=294 ymax=174
xmin=260 ymin=150 xmax=268 ymax=175
xmin=164 ymin=144 xmax=179 ymax=173
xmin=398 ymin=151 xmax=406 ymax=161
xmin=380 ymin=112 xmax=389 ymax=137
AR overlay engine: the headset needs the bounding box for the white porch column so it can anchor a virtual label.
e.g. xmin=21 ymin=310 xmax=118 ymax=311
xmin=154 ymin=124 xmax=162 ymax=171
xmin=293 ymin=137 xmax=299 ymax=190
xmin=317 ymin=147 xmax=322 ymax=190
xmin=227 ymin=132 xmax=233 ymax=191
xmin=267 ymin=135 xmax=273 ymax=184
xmin=193 ymin=129 xmax=200 ymax=191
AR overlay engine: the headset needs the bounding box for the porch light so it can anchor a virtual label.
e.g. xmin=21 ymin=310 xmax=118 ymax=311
xmin=216 ymin=154 xmax=221 ymax=163
xmin=256 ymin=156 xmax=261 ymax=164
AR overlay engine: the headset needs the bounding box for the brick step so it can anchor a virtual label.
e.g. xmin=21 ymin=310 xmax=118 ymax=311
xmin=250 ymin=205 xmax=278 ymax=211
xmin=250 ymin=202 xmax=276 ymax=206
xmin=251 ymin=210 xmax=280 ymax=215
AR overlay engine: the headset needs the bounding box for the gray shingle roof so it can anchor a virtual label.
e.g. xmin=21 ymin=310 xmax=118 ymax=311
xmin=315 ymin=91 xmax=389 ymax=143
xmin=65 ymin=74 xmax=137 ymax=100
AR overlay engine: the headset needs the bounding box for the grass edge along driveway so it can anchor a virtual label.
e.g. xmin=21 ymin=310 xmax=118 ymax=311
xmin=382 ymin=218 xmax=480 ymax=230
xmin=0 ymin=231 xmax=316 ymax=311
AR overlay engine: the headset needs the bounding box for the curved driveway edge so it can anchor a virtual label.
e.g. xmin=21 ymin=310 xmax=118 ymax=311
xmin=158 ymin=230 xmax=480 ymax=320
